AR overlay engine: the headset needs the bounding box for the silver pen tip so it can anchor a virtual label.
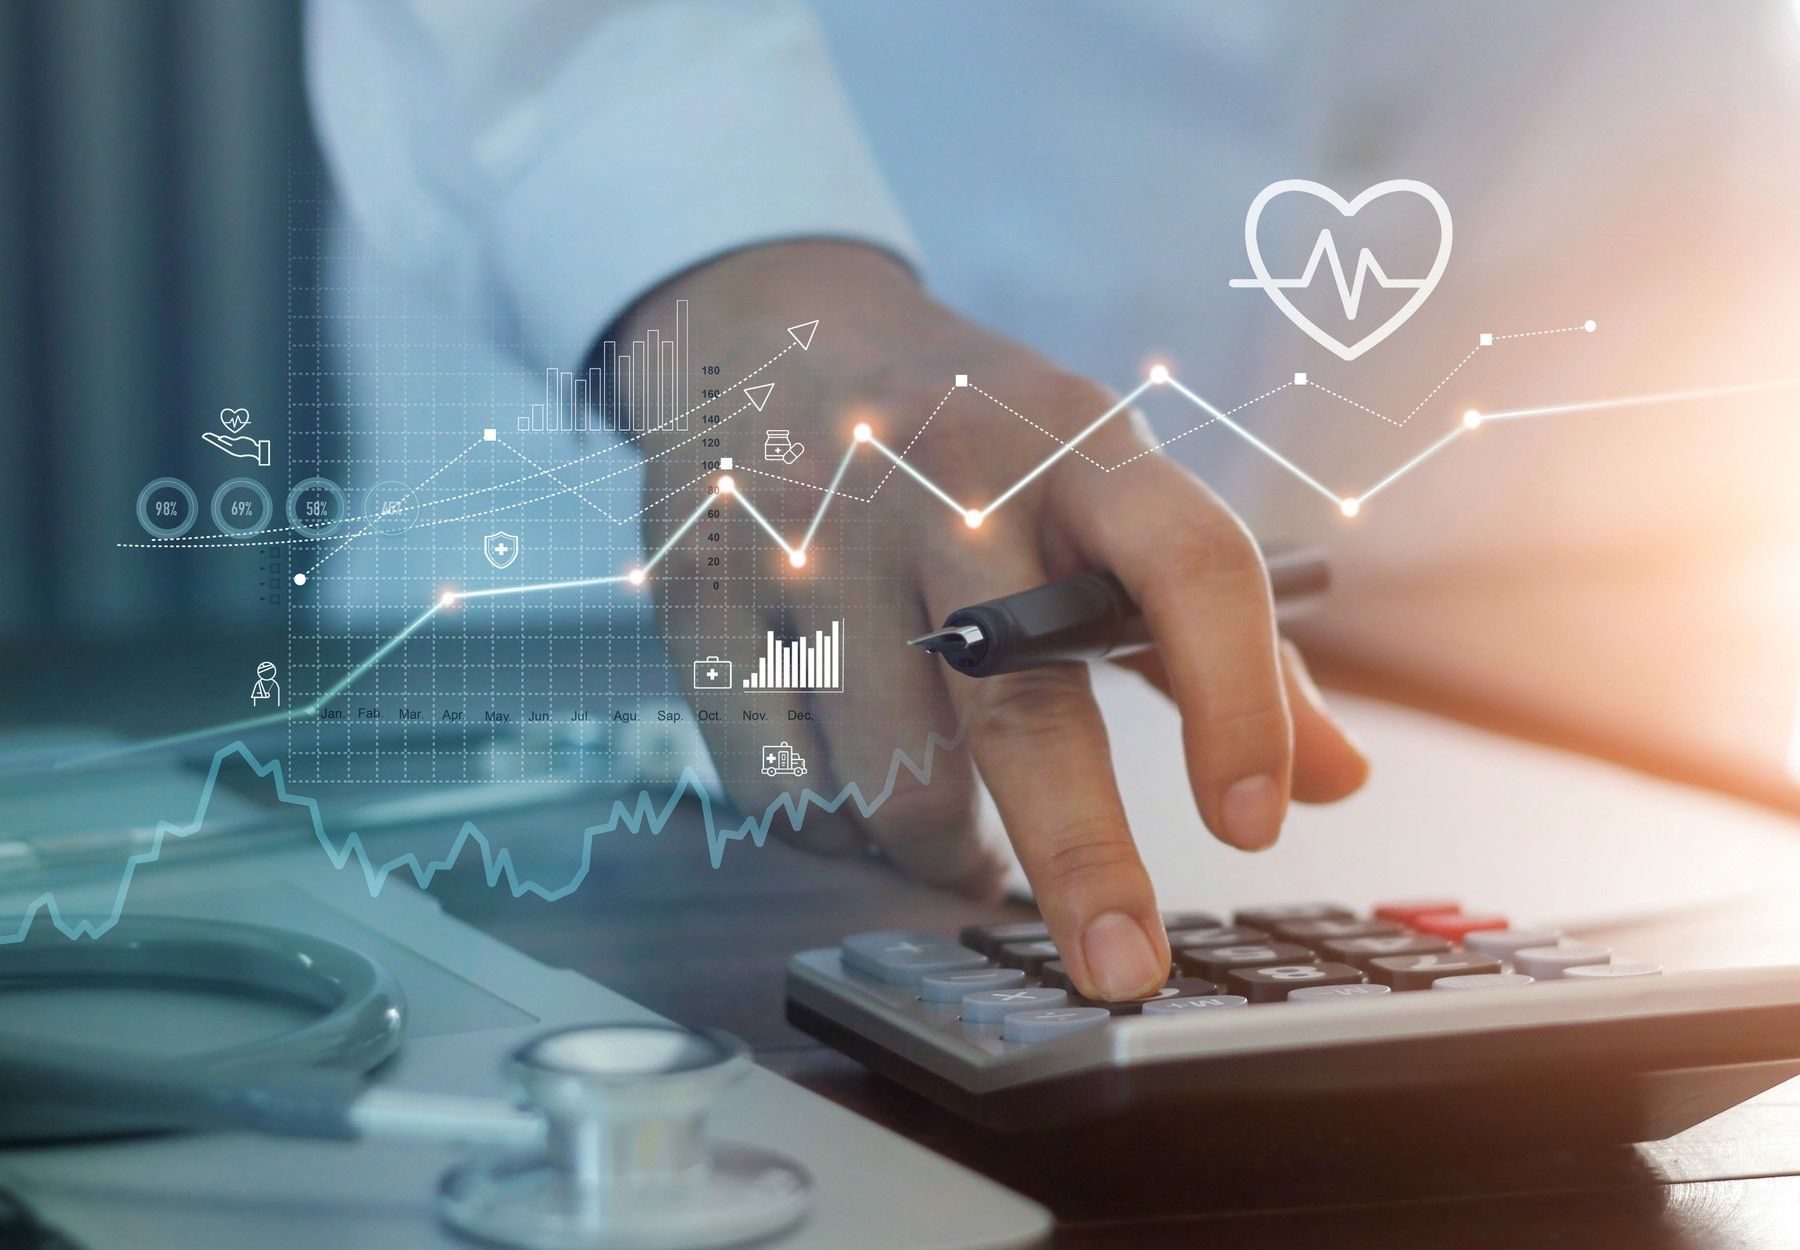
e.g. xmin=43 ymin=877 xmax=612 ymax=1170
xmin=908 ymin=624 xmax=985 ymax=654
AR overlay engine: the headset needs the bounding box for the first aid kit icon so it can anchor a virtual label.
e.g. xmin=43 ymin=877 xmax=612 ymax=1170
xmin=692 ymin=656 xmax=733 ymax=690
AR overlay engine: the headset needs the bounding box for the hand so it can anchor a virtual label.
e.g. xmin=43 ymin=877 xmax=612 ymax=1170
xmin=201 ymin=432 xmax=271 ymax=468
xmin=622 ymin=242 xmax=1368 ymax=1001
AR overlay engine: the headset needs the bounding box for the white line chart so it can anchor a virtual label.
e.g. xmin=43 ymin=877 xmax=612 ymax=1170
xmin=95 ymin=316 xmax=1800 ymax=766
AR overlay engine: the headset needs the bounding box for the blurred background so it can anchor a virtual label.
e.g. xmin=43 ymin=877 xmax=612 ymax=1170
xmin=0 ymin=0 xmax=1794 ymax=815
xmin=0 ymin=0 xmax=322 ymax=636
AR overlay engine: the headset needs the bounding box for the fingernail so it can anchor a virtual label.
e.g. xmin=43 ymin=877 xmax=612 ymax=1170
xmin=1221 ymin=774 xmax=1284 ymax=850
xmin=1080 ymin=911 xmax=1164 ymax=1000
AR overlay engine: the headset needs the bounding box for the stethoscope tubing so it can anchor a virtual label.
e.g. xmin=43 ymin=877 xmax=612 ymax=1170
xmin=0 ymin=915 xmax=406 ymax=1142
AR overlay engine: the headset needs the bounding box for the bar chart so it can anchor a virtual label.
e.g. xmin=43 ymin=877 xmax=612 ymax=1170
xmin=521 ymin=298 xmax=690 ymax=433
xmin=741 ymin=620 xmax=845 ymax=692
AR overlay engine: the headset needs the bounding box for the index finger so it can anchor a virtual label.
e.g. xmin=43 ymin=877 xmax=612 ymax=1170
xmin=927 ymin=546 xmax=1170 ymax=1002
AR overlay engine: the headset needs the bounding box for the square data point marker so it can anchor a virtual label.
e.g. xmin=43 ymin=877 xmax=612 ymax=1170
xmin=954 ymin=374 xmax=969 ymax=388
xmin=1479 ymin=333 xmax=1494 ymax=346
xmin=483 ymin=428 xmax=497 ymax=441
xmin=1293 ymin=372 xmax=1308 ymax=385
xmin=720 ymin=456 xmax=733 ymax=470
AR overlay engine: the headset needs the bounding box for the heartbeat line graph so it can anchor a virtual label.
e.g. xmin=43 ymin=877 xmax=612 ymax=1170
xmin=7 ymin=728 xmax=963 ymax=944
xmin=1229 ymin=228 xmax=1427 ymax=319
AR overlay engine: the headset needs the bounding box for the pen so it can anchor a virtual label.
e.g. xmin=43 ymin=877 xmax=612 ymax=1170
xmin=908 ymin=549 xmax=1329 ymax=678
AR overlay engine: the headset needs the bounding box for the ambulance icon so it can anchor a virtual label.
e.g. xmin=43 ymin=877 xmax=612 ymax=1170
xmin=761 ymin=742 xmax=808 ymax=778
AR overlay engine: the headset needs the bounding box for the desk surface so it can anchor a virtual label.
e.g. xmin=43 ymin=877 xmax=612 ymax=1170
xmin=416 ymin=797 xmax=1800 ymax=1250
xmin=6 ymin=634 xmax=1800 ymax=1248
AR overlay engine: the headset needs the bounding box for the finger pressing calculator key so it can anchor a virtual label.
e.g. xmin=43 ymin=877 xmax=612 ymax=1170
xmin=1067 ymin=977 xmax=1221 ymax=1015
xmin=790 ymin=898 xmax=1800 ymax=1142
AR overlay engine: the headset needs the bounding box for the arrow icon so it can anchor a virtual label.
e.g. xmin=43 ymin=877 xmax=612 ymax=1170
xmin=744 ymin=383 xmax=774 ymax=412
xmin=786 ymin=320 xmax=819 ymax=351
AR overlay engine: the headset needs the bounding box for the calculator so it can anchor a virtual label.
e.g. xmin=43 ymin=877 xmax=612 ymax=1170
xmin=785 ymin=899 xmax=1800 ymax=1143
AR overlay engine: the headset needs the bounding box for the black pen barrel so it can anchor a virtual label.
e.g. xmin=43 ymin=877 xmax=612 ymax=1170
xmin=932 ymin=551 xmax=1328 ymax=678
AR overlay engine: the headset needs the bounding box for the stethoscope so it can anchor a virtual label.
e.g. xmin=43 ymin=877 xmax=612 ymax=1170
xmin=0 ymin=917 xmax=812 ymax=1250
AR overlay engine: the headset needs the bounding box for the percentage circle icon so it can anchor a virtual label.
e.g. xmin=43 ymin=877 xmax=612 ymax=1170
xmin=285 ymin=476 xmax=347 ymax=538
xmin=210 ymin=477 xmax=273 ymax=536
xmin=135 ymin=477 xmax=198 ymax=539
xmin=361 ymin=480 xmax=414 ymax=535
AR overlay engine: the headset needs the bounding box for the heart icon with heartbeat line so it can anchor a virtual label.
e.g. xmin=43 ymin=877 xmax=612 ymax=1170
xmin=219 ymin=407 xmax=251 ymax=434
xmin=1229 ymin=179 xmax=1452 ymax=362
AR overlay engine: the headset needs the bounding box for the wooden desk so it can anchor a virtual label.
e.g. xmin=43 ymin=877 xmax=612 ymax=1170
xmin=421 ymin=797 xmax=1800 ymax=1250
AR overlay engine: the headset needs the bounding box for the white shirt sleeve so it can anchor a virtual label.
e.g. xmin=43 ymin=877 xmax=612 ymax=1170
xmin=304 ymin=0 xmax=919 ymax=372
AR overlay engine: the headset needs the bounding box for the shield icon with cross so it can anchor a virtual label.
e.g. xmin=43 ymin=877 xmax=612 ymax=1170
xmin=482 ymin=530 xmax=520 ymax=570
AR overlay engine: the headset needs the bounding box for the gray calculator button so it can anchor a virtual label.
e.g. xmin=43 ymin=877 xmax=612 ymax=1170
xmin=1463 ymin=927 xmax=1562 ymax=959
xmin=840 ymin=931 xmax=987 ymax=983
xmin=1432 ymin=972 xmax=1536 ymax=990
xmin=1141 ymin=994 xmax=1249 ymax=1014
xmin=1003 ymin=1006 xmax=1112 ymax=1043
xmin=1564 ymin=961 xmax=1662 ymax=979
xmin=1512 ymin=944 xmax=1611 ymax=979
xmin=961 ymin=986 xmax=1067 ymax=1023
xmin=1288 ymin=983 xmax=1392 ymax=1002
xmin=918 ymin=967 xmax=1026 ymax=1002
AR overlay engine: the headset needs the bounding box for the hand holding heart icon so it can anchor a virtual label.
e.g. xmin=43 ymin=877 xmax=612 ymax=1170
xmin=1229 ymin=179 xmax=1452 ymax=362
xmin=219 ymin=407 xmax=251 ymax=435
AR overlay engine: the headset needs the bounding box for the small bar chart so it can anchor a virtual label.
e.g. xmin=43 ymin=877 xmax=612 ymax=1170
xmin=522 ymin=298 xmax=690 ymax=433
xmin=741 ymin=620 xmax=845 ymax=693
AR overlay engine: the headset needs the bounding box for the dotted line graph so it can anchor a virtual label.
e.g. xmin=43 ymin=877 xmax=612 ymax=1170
xmin=100 ymin=317 xmax=1800 ymax=766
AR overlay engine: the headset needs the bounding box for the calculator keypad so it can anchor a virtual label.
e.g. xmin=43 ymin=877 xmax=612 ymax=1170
xmin=837 ymin=899 xmax=1657 ymax=1046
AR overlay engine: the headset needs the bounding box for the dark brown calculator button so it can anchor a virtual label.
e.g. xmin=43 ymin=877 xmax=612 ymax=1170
xmin=1272 ymin=917 xmax=1405 ymax=944
xmin=1321 ymin=934 xmax=1452 ymax=969
xmin=959 ymin=921 xmax=1050 ymax=957
xmin=1179 ymin=942 xmax=1316 ymax=982
xmin=996 ymin=939 xmax=1064 ymax=974
xmin=1168 ymin=925 xmax=1270 ymax=950
xmin=1368 ymin=952 xmax=1504 ymax=990
xmin=1226 ymin=962 xmax=1366 ymax=1003
xmin=1233 ymin=903 xmax=1354 ymax=929
xmin=1159 ymin=910 xmax=1223 ymax=932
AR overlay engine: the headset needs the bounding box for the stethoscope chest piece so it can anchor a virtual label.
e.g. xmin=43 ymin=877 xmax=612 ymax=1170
xmin=437 ymin=1023 xmax=812 ymax=1250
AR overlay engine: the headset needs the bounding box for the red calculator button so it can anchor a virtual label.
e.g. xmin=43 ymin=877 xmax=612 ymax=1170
xmin=1373 ymin=899 xmax=1461 ymax=925
xmin=1413 ymin=912 xmax=1509 ymax=940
